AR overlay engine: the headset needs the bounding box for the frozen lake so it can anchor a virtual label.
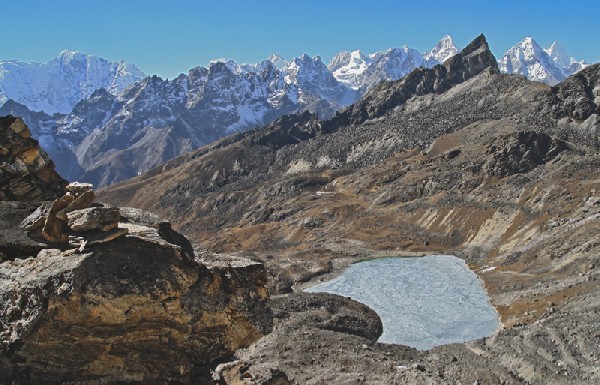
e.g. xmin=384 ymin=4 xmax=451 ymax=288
xmin=305 ymin=255 xmax=500 ymax=350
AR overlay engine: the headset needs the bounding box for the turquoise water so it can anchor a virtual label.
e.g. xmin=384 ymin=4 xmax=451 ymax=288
xmin=305 ymin=255 xmax=500 ymax=350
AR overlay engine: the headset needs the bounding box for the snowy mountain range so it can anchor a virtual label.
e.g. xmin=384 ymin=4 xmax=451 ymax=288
xmin=0 ymin=58 xmax=358 ymax=187
xmin=498 ymin=37 xmax=589 ymax=85
xmin=0 ymin=36 xmax=457 ymax=186
xmin=328 ymin=35 xmax=459 ymax=91
xmin=0 ymin=35 xmax=593 ymax=187
xmin=0 ymin=51 xmax=146 ymax=114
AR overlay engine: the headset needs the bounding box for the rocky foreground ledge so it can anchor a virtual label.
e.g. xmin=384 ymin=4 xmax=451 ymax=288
xmin=0 ymin=185 xmax=272 ymax=384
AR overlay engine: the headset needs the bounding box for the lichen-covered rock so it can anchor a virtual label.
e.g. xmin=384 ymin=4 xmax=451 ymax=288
xmin=0 ymin=116 xmax=67 ymax=201
xmin=67 ymin=206 xmax=120 ymax=232
xmin=0 ymin=213 xmax=272 ymax=384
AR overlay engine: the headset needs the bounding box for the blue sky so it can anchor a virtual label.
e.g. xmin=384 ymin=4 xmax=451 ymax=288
xmin=3 ymin=0 xmax=599 ymax=79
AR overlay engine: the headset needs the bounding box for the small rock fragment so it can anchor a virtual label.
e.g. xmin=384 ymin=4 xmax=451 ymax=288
xmin=66 ymin=182 xmax=94 ymax=196
xmin=42 ymin=194 xmax=75 ymax=243
xmin=56 ymin=190 xmax=96 ymax=221
xmin=67 ymin=207 xmax=120 ymax=232
xmin=85 ymin=227 xmax=128 ymax=246
xmin=20 ymin=203 xmax=51 ymax=231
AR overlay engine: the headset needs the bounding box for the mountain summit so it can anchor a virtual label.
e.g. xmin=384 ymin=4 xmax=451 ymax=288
xmin=498 ymin=37 xmax=589 ymax=85
xmin=0 ymin=51 xmax=145 ymax=114
xmin=423 ymin=35 xmax=459 ymax=62
xmin=327 ymin=35 xmax=459 ymax=90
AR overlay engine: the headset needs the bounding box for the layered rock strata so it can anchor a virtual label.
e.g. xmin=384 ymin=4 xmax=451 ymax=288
xmin=0 ymin=185 xmax=272 ymax=384
xmin=0 ymin=116 xmax=66 ymax=201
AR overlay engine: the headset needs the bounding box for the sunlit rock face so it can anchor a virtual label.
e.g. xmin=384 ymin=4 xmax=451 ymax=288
xmin=0 ymin=204 xmax=272 ymax=384
xmin=0 ymin=116 xmax=66 ymax=201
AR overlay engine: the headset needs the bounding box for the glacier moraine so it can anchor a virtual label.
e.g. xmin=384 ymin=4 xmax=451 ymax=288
xmin=305 ymin=255 xmax=500 ymax=350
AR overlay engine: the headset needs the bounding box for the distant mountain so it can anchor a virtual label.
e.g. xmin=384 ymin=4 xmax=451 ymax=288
xmin=0 ymin=51 xmax=145 ymax=114
xmin=498 ymin=37 xmax=589 ymax=85
xmin=0 ymin=57 xmax=358 ymax=187
xmin=0 ymin=35 xmax=593 ymax=188
xmin=328 ymin=35 xmax=459 ymax=90
xmin=423 ymin=35 xmax=459 ymax=63
xmin=328 ymin=50 xmax=373 ymax=89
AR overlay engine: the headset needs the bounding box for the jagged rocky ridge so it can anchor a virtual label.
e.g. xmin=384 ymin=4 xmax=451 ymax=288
xmin=0 ymin=120 xmax=272 ymax=384
xmin=0 ymin=61 xmax=355 ymax=187
xmin=100 ymin=35 xmax=600 ymax=384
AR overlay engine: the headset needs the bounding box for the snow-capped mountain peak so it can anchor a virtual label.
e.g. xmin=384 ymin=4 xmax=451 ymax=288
xmin=545 ymin=41 xmax=571 ymax=68
xmin=544 ymin=41 xmax=590 ymax=75
xmin=329 ymin=36 xmax=459 ymax=90
xmin=424 ymin=35 xmax=458 ymax=63
xmin=498 ymin=37 xmax=589 ymax=86
xmin=327 ymin=50 xmax=372 ymax=89
xmin=0 ymin=51 xmax=145 ymax=114
xmin=269 ymin=54 xmax=288 ymax=70
xmin=517 ymin=37 xmax=545 ymax=61
xmin=282 ymin=54 xmax=355 ymax=106
xmin=58 ymin=50 xmax=84 ymax=60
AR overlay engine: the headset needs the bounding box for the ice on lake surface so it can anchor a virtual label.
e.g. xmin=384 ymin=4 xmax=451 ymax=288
xmin=305 ymin=255 xmax=500 ymax=350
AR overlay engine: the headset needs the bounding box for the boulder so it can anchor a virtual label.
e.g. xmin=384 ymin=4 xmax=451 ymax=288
xmin=0 ymin=216 xmax=272 ymax=384
xmin=19 ymin=202 xmax=50 ymax=231
xmin=0 ymin=202 xmax=48 ymax=260
xmin=67 ymin=206 xmax=120 ymax=232
xmin=214 ymin=361 xmax=291 ymax=385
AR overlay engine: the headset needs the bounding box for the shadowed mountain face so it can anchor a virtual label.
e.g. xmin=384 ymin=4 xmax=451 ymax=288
xmin=99 ymin=35 xmax=600 ymax=384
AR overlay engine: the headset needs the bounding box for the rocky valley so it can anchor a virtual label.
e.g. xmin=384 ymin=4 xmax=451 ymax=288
xmin=1 ymin=32 xmax=599 ymax=384
xmin=99 ymin=35 xmax=600 ymax=384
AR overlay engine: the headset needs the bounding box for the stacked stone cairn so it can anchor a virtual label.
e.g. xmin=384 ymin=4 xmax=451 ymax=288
xmin=19 ymin=182 xmax=127 ymax=251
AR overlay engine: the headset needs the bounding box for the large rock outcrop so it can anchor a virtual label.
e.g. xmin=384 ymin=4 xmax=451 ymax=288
xmin=0 ymin=191 xmax=272 ymax=384
xmin=0 ymin=116 xmax=67 ymax=201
